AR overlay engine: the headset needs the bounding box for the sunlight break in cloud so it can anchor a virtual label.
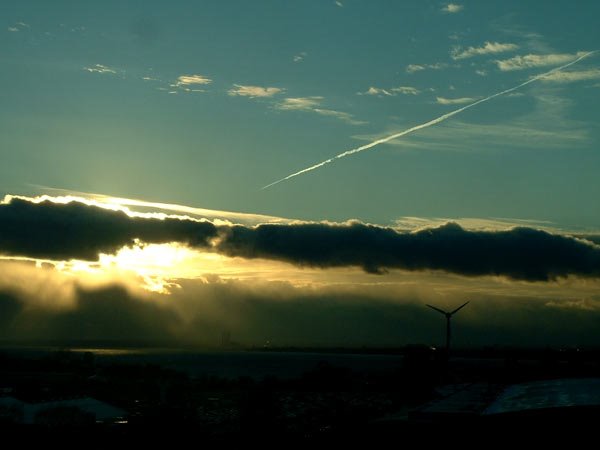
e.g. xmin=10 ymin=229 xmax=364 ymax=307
xmin=83 ymin=64 xmax=117 ymax=74
xmin=451 ymin=42 xmax=519 ymax=60
xmin=276 ymin=97 xmax=365 ymax=125
xmin=442 ymin=3 xmax=463 ymax=13
xmin=436 ymin=96 xmax=478 ymax=105
xmin=496 ymin=51 xmax=588 ymax=71
xmin=262 ymin=51 xmax=596 ymax=189
xmin=228 ymin=84 xmax=284 ymax=98
xmin=5 ymin=195 xmax=600 ymax=282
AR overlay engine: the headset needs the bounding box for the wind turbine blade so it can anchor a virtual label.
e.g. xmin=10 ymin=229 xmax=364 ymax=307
xmin=426 ymin=304 xmax=448 ymax=315
xmin=450 ymin=301 xmax=470 ymax=315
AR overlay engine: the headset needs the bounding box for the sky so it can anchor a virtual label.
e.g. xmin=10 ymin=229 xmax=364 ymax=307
xmin=1 ymin=1 xmax=600 ymax=348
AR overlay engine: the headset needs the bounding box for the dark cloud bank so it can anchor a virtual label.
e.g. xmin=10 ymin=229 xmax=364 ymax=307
xmin=2 ymin=197 xmax=600 ymax=281
xmin=1 ymin=280 xmax=600 ymax=348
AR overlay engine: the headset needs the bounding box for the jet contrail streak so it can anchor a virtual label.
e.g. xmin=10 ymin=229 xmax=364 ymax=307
xmin=261 ymin=51 xmax=596 ymax=190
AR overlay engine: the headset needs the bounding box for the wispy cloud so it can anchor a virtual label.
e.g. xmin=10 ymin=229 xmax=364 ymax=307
xmin=293 ymin=51 xmax=307 ymax=63
xmin=83 ymin=64 xmax=117 ymax=74
xmin=174 ymin=74 xmax=212 ymax=86
xmin=538 ymin=68 xmax=600 ymax=83
xmin=276 ymin=97 xmax=365 ymax=125
xmin=358 ymin=86 xmax=421 ymax=96
xmin=392 ymin=86 xmax=421 ymax=95
xmin=164 ymin=74 xmax=213 ymax=94
xmin=475 ymin=69 xmax=488 ymax=76
xmin=228 ymin=84 xmax=284 ymax=98
xmin=277 ymin=96 xmax=323 ymax=111
xmin=406 ymin=62 xmax=449 ymax=73
xmin=261 ymin=52 xmax=594 ymax=189
xmin=353 ymin=93 xmax=589 ymax=152
xmin=335 ymin=1 xmax=344 ymax=7
xmin=359 ymin=87 xmax=392 ymax=96
xmin=451 ymin=42 xmax=519 ymax=60
xmin=7 ymin=22 xmax=29 ymax=32
xmin=312 ymin=109 xmax=365 ymax=125
xmin=436 ymin=96 xmax=477 ymax=105
xmin=496 ymin=51 xmax=588 ymax=71
xmin=395 ymin=216 xmax=556 ymax=232
xmin=441 ymin=3 xmax=463 ymax=13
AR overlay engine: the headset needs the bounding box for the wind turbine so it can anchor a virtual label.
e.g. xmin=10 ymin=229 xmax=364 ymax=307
xmin=426 ymin=301 xmax=469 ymax=355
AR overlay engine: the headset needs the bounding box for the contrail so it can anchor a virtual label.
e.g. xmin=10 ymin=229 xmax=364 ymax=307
xmin=262 ymin=51 xmax=597 ymax=190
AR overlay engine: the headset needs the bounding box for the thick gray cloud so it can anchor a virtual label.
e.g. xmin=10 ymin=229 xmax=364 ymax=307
xmin=218 ymin=222 xmax=600 ymax=281
xmin=0 ymin=198 xmax=218 ymax=260
xmin=1 ymin=277 xmax=600 ymax=348
xmin=1 ymin=197 xmax=600 ymax=281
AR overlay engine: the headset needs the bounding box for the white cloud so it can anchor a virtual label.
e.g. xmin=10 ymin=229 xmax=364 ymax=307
xmin=335 ymin=1 xmax=343 ymax=7
xmin=276 ymin=97 xmax=365 ymax=125
xmin=358 ymin=86 xmax=421 ymax=96
xmin=451 ymin=41 xmax=519 ymax=60
xmin=496 ymin=51 xmax=587 ymax=71
xmin=174 ymin=74 xmax=212 ymax=86
xmin=406 ymin=63 xmax=448 ymax=73
xmin=475 ymin=69 xmax=487 ymax=76
xmin=277 ymin=97 xmax=323 ymax=111
xmin=436 ymin=96 xmax=477 ymax=105
xmin=179 ymin=88 xmax=205 ymax=93
xmin=392 ymin=86 xmax=421 ymax=95
xmin=360 ymin=87 xmax=393 ymax=96
xmin=442 ymin=3 xmax=463 ymax=13
xmin=538 ymin=68 xmax=600 ymax=83
xmin=293 ymin=51 xmax=307 ymax=63
xmin=8 ymin=22 xmax=29 ymax=32
xmin=228 ymin=84 xmax=284 ymax=98
xmin=406 ymin=64 xmax=425 ymax=73
xmin=83 ymin=64 xmax=117 ymax=74
xmin=313 ymin=109 xmax=366 ymax=125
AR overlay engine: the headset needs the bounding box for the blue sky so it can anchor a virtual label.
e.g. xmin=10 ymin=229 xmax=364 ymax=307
xmin=2 ymin=0 xmax=600 ymax=227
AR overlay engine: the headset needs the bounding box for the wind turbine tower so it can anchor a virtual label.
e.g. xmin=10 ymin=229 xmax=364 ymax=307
xmin=426 ymin=301 xmax=469 ymax=355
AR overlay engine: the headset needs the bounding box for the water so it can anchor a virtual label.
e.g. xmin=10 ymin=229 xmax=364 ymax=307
xmin=92 ymin=350 xmax=404 ymax=379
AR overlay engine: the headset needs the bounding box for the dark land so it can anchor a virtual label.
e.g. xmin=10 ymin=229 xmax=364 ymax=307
xmin=2 ymin=345 xmax=600 ymax=443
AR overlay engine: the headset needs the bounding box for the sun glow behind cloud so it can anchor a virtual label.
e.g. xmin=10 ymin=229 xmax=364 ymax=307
xmin=0 ymin=192 xmax=365 ymax=293
xmin=3 ymin=192 xmax=600 ymax=300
